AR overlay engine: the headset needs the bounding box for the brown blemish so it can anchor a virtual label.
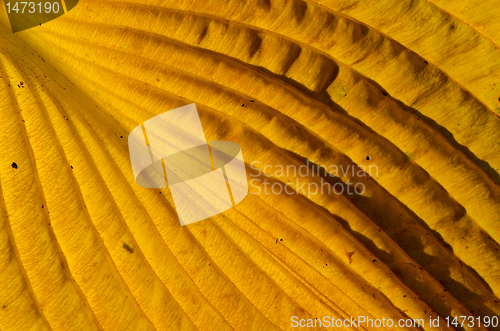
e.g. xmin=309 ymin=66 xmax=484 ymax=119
xmin=345 ymin=251 xmax=355 ymax=264
xmin=122 ymin=243 xmax=134 ymax=254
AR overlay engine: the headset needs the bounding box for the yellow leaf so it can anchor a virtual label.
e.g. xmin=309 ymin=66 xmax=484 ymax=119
xmin=0 ymin=0 xmax=499 ymax=330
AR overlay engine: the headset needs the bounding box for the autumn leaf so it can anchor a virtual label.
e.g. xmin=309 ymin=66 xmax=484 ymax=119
xmin=0 ymin=0 xmax=499 ymax=330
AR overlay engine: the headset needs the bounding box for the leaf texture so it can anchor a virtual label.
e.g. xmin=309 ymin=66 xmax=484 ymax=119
xmin=0 ymin=0 xmax=499 ymax=330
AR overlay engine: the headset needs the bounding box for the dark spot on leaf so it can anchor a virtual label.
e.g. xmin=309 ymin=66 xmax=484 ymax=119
xmin=250 ymin=100 xmax=254 ymax=102
xmin=11 ymin=162 xmax=17 ymax=169
xmin=345 ymin=251 xmax=355 ymax=264
xmin=382 ymin=91 xmax=387 ymax=96
xmin=366 ymin=156 xmax=370 ymax=161
xmin=123 ymin=243 xmax=134 ymax=253
xmin=120 ymin=136 xmax=123 ymax=138
xmin=2 ymin=305 xmax=5 ymax=309
xmin=70 ymin=165 xmax=73 ymax=169
xmin=373 ymin=259 xmax=377 ymax=262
